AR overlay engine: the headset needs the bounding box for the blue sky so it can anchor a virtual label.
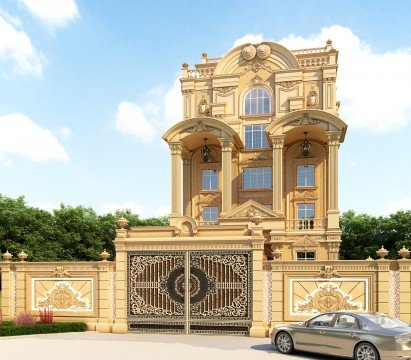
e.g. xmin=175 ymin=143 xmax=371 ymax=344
xmin=0 ymin=0 xmax=410 ymax=217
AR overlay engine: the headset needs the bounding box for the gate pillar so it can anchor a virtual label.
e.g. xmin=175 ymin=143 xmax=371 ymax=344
xmin=112 ymin=229 xmax=128 ymax=334
xmin=249 ymin=227 xmax=268 ymax=337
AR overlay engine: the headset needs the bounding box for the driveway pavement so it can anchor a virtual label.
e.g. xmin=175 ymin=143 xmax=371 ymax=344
xmin=0 ymin=332 xmax=333 ymax=360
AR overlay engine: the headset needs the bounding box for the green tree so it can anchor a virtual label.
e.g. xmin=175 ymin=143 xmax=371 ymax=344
xmin=340 ymin=210 xmax=411 ymax=260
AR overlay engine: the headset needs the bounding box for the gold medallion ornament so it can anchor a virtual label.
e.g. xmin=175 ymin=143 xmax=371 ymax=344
xmin=297 ymin=283 xmax=360 ymax=313
xmin=37 ymin=282 xmax=89 ymax=310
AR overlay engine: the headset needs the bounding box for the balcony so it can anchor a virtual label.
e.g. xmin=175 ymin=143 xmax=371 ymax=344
xmin=286 ymin=218 xmax=326 ymax=230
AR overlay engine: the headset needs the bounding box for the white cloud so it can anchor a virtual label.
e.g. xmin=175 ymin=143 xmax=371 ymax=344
xmin=101 ymin=201 xmax=170 ymax=218
xmin=58 ymin=127 xmax=72 ymax=138
xmin=233 ymin=26 xmax=411 ymax=133
xmin=0 ymin=11 xmax=46 ymax=76
xmin=0 ymin=113 xmax=69 ymax=163
xmin=233 ymin=34 xmax=264 ymax=48
xmin=163 ymin=78 xmax=183 ymax=127
xmin=278 ymin=25 xmax=411 ymax=133
xmin=387 ymin=197 xmax=411 ymax=214
xmin=114 ymin=77 xmax=182 ymax=144
xmin=115 ymin=102 xmax=157 ymax=144
xmin=20 ymin=0 xmax=79 ymax=29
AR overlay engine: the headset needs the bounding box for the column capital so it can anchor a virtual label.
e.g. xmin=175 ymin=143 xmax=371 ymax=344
xmin=218 ymin=138 xmax=234 ymax=152
xmin=182 ymin=153 xmax=191 ymax=165
xmin=326 ymin=131 xmax=342 ymax=146
xmin=169 ymin=142 xmax=184 ymax=155
xmin=269 ymin=135 xmax=285 ymax=149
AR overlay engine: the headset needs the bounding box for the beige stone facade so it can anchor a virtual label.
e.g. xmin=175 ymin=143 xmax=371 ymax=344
xmin=1 ymin=40 xmax=410 ymax=337
xmin=163 ymin=40 xmax=346 ymax=261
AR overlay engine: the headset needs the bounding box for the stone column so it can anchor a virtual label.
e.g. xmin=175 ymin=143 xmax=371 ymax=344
xmin=270 ymin=135 xmax=285 ymax=213
xmin=0 ymin=262 xmax=13 ymax=320
xmin=112 ymin=229 xmax=128 ymax=334
xmin=219 ymin=138 xmax=234 ymax=215
xmin=399 ymin=260 xmax=411 ymax=323
xmin=182 ymin=154 xmax=192 ymax=217
xmin=96 ymin=261 xmax=111 ymax=333
xmin=376 ymin=260 xmax=391 ymax=314
xmin=169 ymin=142 xmax=183 ymax=221
xmin=249 ymin=227 xmax=268 ymax=337
xmin=326 ymin=131 xmax=341 ymax=230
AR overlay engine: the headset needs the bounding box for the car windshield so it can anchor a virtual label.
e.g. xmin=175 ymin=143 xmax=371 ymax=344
xmin=362 ymin=314 xmax=409 ymax=329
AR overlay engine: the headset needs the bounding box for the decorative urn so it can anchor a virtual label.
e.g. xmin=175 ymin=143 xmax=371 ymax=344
xmin=2 ymin=250 xmax=12 ymax=262
xmin=376 ymin=245 xmax=389 ymax=259
xmin=18 ymin=250 xmax=28 ymax=262
xmin=398 ymin=246 xmax=410 ymax=259
xmin=117 ymin=217 xmax=129 ymax=229
xmin=100 ymin=249 xmax=110 ymax=261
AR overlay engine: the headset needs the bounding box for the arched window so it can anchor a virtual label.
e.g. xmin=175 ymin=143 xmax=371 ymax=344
xmin=244 ymin=87 xmax=270 ymax=115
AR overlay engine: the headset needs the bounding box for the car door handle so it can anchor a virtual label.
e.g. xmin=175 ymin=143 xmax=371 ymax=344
xmin=320 ymin=331 xmax=326 ymax=335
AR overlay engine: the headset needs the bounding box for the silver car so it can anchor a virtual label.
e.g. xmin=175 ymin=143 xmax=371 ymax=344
xmin=271 ymin=312 xmax=411 ymax=360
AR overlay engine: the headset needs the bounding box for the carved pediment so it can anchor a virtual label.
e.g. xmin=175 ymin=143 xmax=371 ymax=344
xmin=223 ymin=200 xmax=282 ymax=220
xmin=294 ymin=189 xmax=317 ymax=199
xmin=292 ymin=235 xmax=320 ymax=248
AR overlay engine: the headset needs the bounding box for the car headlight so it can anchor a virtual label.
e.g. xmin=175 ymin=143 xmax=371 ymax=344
xmin=396 ymin=336 xmax=411 ymax=343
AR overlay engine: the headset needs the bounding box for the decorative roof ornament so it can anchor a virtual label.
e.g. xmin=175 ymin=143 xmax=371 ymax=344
xmin=241 ymin=45 xmax=257 ymax=61
xmin=256 ymin=44 xmax=270 ymax=59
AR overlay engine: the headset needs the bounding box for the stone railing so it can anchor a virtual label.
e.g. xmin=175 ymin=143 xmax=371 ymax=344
xmin=291 ymin=46 xmax=327 ymax=55
xmin=187 ymin=68 xmax=215 ymax=78
xmin=285 ymin=218 xmax=326 ymax=230
xmin=298 ymin=57 xmax=330 ymax=67
xmin=206 ymin=57 xmax=221 ymax=63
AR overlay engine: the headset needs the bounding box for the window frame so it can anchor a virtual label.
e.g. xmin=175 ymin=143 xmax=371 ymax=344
xmin=202 ymin=206 xmax=219 ymax=223
xmin=242 ymin=167 xmax=272 ymax=189
xmin=201 ymin=169 xmax=218 ymax=191
xmin=296 ymin=251 xmax=316 ymax=260
xmin=297 ymin=164 xmax=315 ymax=187
xmin=244 ymin=124 xmax=269 ymax=149
xmin=297 ymin=203 xmax=315 ymax=229
xmin=243 ymin=87 xmax=271 ymax=115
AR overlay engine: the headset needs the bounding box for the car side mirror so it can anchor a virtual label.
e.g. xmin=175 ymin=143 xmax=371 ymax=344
xmin=304 ymin=321 xmax=310 ymax=327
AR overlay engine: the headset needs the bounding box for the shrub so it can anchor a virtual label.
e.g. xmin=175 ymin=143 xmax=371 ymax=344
xmin=14 ymin=312 xmax=36 ymax=326
xmin=0 ymin=310 xmax=2 ymax=327
xmin=0 ymin=322 xmax=87 ymax=336
xmin=39 ymin=308 xmax=53 ymax=324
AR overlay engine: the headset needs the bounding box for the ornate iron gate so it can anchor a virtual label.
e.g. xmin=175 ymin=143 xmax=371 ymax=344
xmin=127 ymin=250 xmax=252 ymax=334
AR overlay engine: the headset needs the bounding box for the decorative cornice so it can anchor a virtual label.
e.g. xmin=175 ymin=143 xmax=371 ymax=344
xmin=249 ymin=75 xmax=266 ymax=87
xmin=277 ymin=80 xmax=302 ymax=89
xmin=314 ymin=265 xmax=341 ymax=278
xmin=288 ymin=113 xmax=320 ymax=126
xmin=52 ymin=266 xmax=71 ymax=278
xmin=214 ymin=86 xmax=237 ymax=96
xmin=186 ymin=120 xmax=214 ymax=133
xmin=239 ymin=59 xmax=274 ymax=76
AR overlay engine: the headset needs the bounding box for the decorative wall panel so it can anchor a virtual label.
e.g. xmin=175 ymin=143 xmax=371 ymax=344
xmin=32 ymin=278 xmax=93 ymax=312
xmin=290 ymin=278 xmax=368 ymax=316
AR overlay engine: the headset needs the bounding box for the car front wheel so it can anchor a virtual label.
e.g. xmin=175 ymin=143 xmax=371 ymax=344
xmin=275 ymin=332 xmax=294 ymax=354
xmin=354 ymin=343 xmax=380 ymax=360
